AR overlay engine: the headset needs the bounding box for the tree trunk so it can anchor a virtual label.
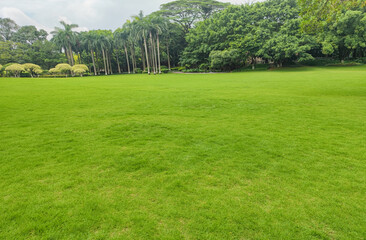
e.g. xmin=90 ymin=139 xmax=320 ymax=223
xmin=130 ymin=46 xmax=135 ymax=73
xmin=68 ymin=43 xmax=74 ymax=66
xmin=102 ymin=48 xmax=108 ymax=75
xmin=150 ymin=41 xmax=155 ymax=74
xmin=116 ymin=53 xmax=121 ymax=74
xmin=64 ymin=47 xmax=71 ymax=65
xmin=167 ymin=43 xmax=171 ymax=70
xmin=157 ymin=33 xmax=161 ymax=74
xmin=106 ymin=51 xmax=110 ymax=75
xmin=78 ymin=52 xmax=81 ymax=64
xmin=150 ymin=32 xmax=156 ymax=74
xmin=132 ymin=46 xmax=137 ymax=72
xmin=124 ymin=45 xmax=131 ymax=74
xmin=153 ymin=37 xmax=158 ymax=74
xmin=143 ymin=34 xmax=150 ymax=74
xmin=109 ymin=52 xmax=113 ymax=74
xmin=95 ymin=51 xmax=100 ymax=75
xmin=141 ymin=44 xmax=146 ymax=71
xmin=91 ymin=50 xmax=97 ymax=76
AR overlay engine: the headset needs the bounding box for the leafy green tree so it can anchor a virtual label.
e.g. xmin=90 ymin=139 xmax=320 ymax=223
xmin=23 ymin=63 xmax=42 ymax=78
xmin=11 ymin=26 xmax=48 ymax=44
xmin=0 ymin=18 xmax=19 ymax=41
xmin=181 ymin=0 xmax=314 ymax=69
xmin=72 ymin=64 xmax=89 ymax=76
xmin=160 ymin=0 xmax=229 ymax=33
xmin=48 ymin=68 xmax=59 ymax=75
xmin=5 ymin=63 xmax=25 ymax=77
xmin=318 ymin=10 xmax=366 ymax=61
xmin=210 ymin=49 xmax=241 ymax=71
xmin=0 ymin=41 xmax=30 ymax=64
xmin=55 ymin=63 xmax=72 ymax=77
xmin=299 ymin=0 xmax=364 ymax=33
xmin=28 ymin=40 xmax=67 ymax=70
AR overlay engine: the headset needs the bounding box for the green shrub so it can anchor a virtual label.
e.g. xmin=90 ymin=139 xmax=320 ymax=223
xmin=354 ymin=57 xmax=366 ymax=64
xmin=5 ymin=64 xmax=25 ymax=77
xmin=23 ymin=63 xmax=42 ymax=77
xmin=72 ymin=64 xmax=89 ymax=77
xmin=233 ymin=64 xmax=270 ymax=72
xmin=210 ymin=49 xmax=242 ymax=72
xmin=135 ymin=68 xmax=142 ymax=74
xmin=54 ymin=63 xmax=72 ymax=77
xmin=301 ymin=58 xmax=340 ymax=66
xmin=199 ymin=63 xmax=209 ymax=72
xmin=20 ymin=72 xmax=31 ymax=77
xmin=160 ymin=66 xmax=170 ymax=73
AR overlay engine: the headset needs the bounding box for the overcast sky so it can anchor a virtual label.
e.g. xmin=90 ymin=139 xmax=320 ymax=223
xmin=0 ymin=0 xmax=259 ymax=32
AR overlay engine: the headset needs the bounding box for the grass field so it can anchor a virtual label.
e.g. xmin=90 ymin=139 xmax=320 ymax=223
xmin=0 ymin=66 xmax=365 ymax=239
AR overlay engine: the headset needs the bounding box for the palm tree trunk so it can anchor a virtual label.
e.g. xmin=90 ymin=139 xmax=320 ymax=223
xmin=140 ymin=43 xmax=146 ymax=71
xmin=91 ymin=50 xmax=97 ymax=76
xmin=167 ymin=43 xmax=171 ymax=70
xmin=109 ymin=53 xmax=113 ymax=74
xmin=130 ymin=46 xmax=135 ymax=73
xmin=143 ymin=34 xmax=150 ymax=75
xmin=68 ymin=43 xmax=74 ymax=66
xmin=157 ymin=33 xmax=161 ymax=74
xmin=64 ymin=47 xmax=71 ymax=65
xmin=124 ymin=45 xmax=131 ymax=74
xmin=95 ymin=51 xmax=100 ymax=75
xmin=153 ymin=37 xmax=158 ymax=74
xmin=105 ymin=50 xmax=111 ymax=74
xmin=132 ymin=46 xmax=137 ymax=72
xmin=102 ymin=48 xmax=108 ymax=75
xmin=149 ymin=32 xmax=156 ymax=74
xmin=116 ymin=53 xmax=121 ymax=74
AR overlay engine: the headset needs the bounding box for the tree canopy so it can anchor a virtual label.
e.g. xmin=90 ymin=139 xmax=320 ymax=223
xmin=5 ymin=63 xmax=25 ymax=77
xmin=0 ymin=18 xmax=19 ymax=41
xmin=160 ymin=0 xmax=229 ymax=33
xmin=299 ymin=0 xmax=365 ymax=33
xmin=23 ymin=63 xmax=42 ymax=77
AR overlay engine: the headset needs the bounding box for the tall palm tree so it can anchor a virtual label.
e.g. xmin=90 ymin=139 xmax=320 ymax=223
xmin=115 ymin=27 xmax=132 ymax=74
xmin=51 ymin=21 xmax=78 ymax=66
xmin=133 ymin=12 xmax=151 ymax=75
xmin=150 ymin=15 xmax=168 ymax=74
xmin=82 ymin=32 xmax=98 ymax=76
xmin=97 ymin=34 xmax=109 ymax=75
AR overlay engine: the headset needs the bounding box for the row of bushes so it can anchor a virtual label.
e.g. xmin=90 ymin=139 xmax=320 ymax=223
xmin=172 ymin=57 xmax=365 ymax=73
xmin=0 ymin=63 xmax=90 ymax=78
xmin=1 ymin=59 xmax=363 ymax=77
xmin=0 ymin=63 xmax=175 ymax=77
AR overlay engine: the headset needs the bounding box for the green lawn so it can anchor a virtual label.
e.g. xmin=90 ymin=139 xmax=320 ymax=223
xmin=0 ymin=66 xmax=365 ymax=239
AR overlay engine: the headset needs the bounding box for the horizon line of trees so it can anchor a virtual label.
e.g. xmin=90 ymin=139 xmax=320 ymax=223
xmin=1 ymin=0 xmax=366 ymax=77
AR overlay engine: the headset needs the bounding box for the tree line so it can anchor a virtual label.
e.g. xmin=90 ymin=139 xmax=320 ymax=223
xmin=0 ymin=0 xmax=365 ymax=77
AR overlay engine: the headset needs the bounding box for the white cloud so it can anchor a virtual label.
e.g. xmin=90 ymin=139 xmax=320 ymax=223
xmin=0 ymin=7 xmax=52 ymax=32
xmin=0 ymin=0 xmax=263 ymax=32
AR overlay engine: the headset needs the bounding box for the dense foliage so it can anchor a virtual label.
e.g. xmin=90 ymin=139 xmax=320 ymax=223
xmin=181 ymin=0 xmax=366 ymax=69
